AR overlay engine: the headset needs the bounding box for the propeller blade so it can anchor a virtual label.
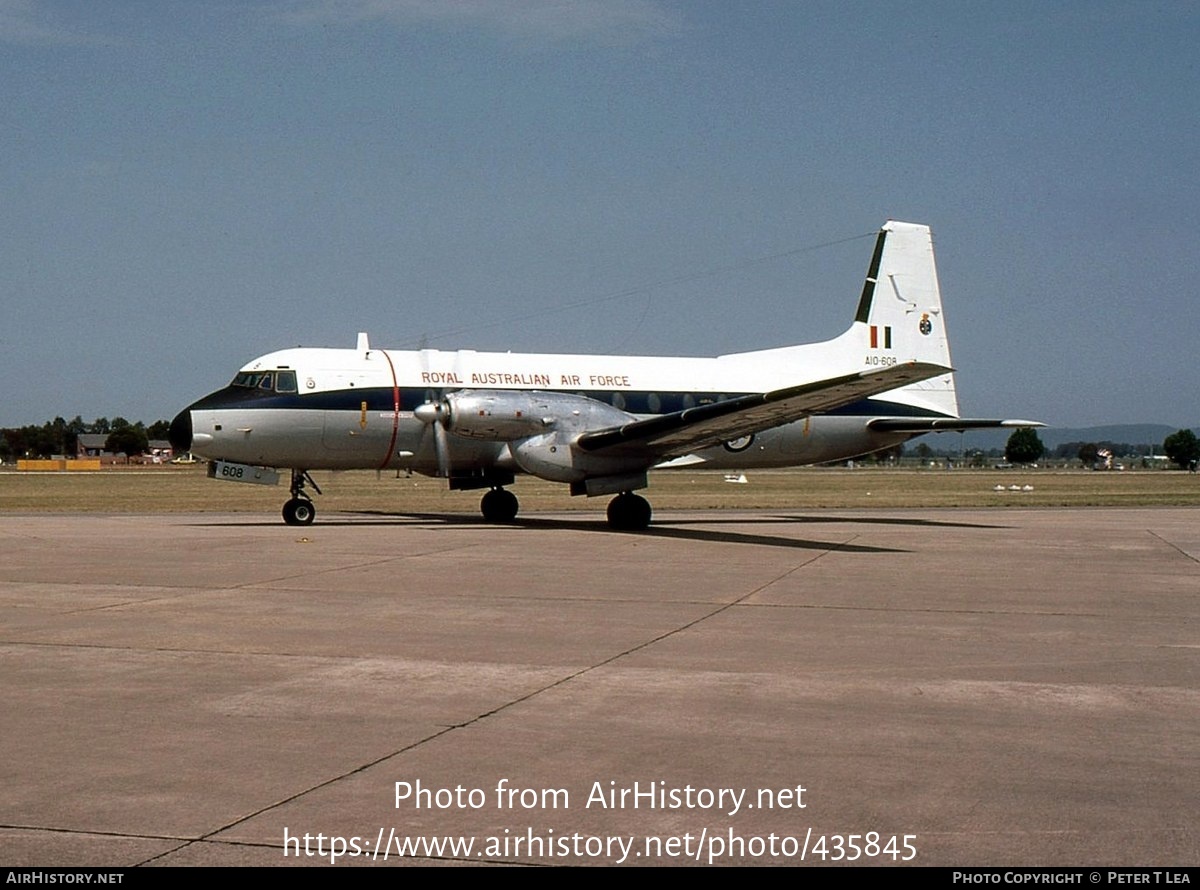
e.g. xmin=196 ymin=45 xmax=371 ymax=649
xmin=433 ymin=419 xmax=450 ymax=478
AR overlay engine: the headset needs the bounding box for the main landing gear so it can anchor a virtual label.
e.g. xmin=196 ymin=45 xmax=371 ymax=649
xmin=282 ymin=469 xmax=321 ymax=526
xmin=606 ymin=492 xmax=652 ymax=531
xmin=480 ymin=487 xmax=519 ymax=523
xmin=475 ymin=487 xmax=651 ymax=530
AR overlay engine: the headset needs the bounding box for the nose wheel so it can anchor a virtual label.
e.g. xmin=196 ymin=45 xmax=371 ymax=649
xmin=480 ymin=488 xmax=519 ymax=523
xmin=606 ymin=492 xmax=652 ymax=530
xmin=282 ymin=497 xmax=315 ymax=525
xmin=282 ymin=470 xmax=321 ymax=526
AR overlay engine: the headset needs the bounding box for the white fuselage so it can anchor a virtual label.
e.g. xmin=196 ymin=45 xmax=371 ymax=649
xmin=183 ymin=329 xmax=923 ymax=474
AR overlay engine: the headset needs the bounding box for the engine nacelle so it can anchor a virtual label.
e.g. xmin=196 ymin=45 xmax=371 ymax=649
xmin=428 ymin=390 xmax=652 ymax=483
xmin=510 ymin=431 xmax=649 ymax=483
xmin=440 ymin=390 xmax=556 ymax=440
xmin=441 ymin=390 xmax=629 ymax=442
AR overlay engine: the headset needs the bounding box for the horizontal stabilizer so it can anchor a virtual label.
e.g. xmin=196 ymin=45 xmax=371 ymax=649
xmin=866 ymin=418 xmax=1045 ymax=433
xmin=578 ymin=361 xmax=951 ymax=458
xmin=654 ymin=454 xmax=708 ymax=468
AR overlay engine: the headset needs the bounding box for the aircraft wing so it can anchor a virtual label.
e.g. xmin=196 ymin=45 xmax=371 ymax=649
xmin=576 ymin=361 xmax=951 ymax=459
xmin=866 ymin=418 xmax=1044 ymax=433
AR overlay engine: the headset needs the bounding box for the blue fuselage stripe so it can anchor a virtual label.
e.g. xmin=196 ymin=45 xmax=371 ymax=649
xmin=187 ymin=386 xmax=952 ymax=420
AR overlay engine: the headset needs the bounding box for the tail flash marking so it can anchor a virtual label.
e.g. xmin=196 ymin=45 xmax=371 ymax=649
xmin=869 ymin=326 xmax=892 ymax=349
xmin=854 ymin=229 xmax=888 ymax=323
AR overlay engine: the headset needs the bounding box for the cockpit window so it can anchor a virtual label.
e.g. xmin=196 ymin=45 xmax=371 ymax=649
xmin=231 ymin=370 xmax=298 ymax=393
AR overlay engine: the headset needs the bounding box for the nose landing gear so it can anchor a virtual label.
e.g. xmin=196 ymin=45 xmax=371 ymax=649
xmin=282 ymin=470 xmax=321 ymax=526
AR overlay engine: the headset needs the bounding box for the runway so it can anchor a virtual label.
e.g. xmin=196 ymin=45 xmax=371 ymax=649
xmin=1 ymin=508 xmax=1196 ymax=866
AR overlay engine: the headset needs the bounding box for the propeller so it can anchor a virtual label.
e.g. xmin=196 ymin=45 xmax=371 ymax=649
xmin=414 ymin=398 xmax=451 ymax=477
xmin=414 ymin=346 xmax=469 ymax=479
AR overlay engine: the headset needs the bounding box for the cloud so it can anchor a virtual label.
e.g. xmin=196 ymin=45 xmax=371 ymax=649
xmin=0 ymin=0 xmax=110 ymax=45
xmin=277 ymin=0 xmax=682 ymax=45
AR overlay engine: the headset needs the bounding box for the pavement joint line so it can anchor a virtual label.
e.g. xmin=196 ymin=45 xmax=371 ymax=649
xmin=227 ymin=542 xmax=482 ymax=590
xmin=2 ymin=543 xmax=484 ymax=615
xmin=1145 ymin=528 xmax=1200 ymax=566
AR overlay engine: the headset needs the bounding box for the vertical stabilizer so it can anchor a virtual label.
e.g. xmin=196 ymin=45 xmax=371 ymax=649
xmin=855 ymin=221 xmax=959 ymax=417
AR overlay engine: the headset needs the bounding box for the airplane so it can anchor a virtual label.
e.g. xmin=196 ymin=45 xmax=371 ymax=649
xmin=168 ymin=220 xmax=1039 ymax=530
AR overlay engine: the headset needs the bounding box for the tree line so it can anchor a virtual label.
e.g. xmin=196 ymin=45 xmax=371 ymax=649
xmin=4 ymin=415 xmax=1198 ymax=470
xmin=1 ymin=416 xmax=170 ymax=461
xmin=1002 ymin=428 xmax=1200 ymax=470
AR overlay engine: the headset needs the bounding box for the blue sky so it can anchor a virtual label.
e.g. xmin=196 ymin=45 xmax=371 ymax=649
xmin=2 ymin=1 xmax=1197 ymax=429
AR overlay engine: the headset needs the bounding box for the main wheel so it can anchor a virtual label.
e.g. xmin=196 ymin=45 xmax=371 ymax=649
xmin=480 ymin=488 xmax=519 ymax=523
xmin=282 ymin=497 xmax=316 ymax=526
xmin=606 ymin=493 xmax=652 ymax=530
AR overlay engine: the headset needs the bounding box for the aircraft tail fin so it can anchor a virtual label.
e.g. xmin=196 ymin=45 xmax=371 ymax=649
xmin=854 ymin=221 xmax=959 ymax=417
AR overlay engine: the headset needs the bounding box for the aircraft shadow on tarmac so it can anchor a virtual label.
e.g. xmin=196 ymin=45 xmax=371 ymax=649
xmin=777 ymin=515 xmax=1011 ymax=530
xmin=192 ymin=511 xmax=910 ymax=553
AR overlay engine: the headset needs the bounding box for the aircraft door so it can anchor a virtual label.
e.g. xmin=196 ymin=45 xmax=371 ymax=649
xmin=320 ymin=374 xmax=392 ymax=461
xmin=319 ymin=355 xmax=403 ymax=470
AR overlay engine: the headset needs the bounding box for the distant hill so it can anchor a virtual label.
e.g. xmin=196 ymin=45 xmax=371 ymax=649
xmin=934 ymin=424 xmax=1198 ymax=455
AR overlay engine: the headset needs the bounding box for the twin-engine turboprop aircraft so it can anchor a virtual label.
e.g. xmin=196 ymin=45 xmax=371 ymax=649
xmin=169 ymin=221 xmax=1037 ymax=529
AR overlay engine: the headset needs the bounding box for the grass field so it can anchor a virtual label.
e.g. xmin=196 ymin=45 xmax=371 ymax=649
xmin=2 ymin=465 xmax=1199 ymax=515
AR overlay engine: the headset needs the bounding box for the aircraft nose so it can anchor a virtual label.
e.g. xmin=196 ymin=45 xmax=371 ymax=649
xmin=169 ymin=409 xmax=192 ymax=454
